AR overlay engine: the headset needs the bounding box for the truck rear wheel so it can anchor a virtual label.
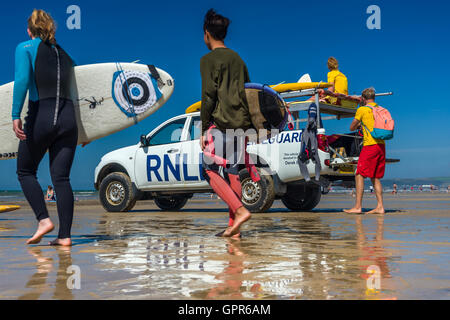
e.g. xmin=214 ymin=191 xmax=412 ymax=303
xmin=154 ymin=196 xmax=188 ymax=211
xmin=239 ymin=168 xmax=275 ymax=213
xmin=281 ymin=185 xmax=321 ymax=211
xmin=99 ymin=172 xmax=137 ymax=212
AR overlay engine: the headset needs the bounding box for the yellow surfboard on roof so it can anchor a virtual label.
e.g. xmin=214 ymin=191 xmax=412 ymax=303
xmin=0 ymin=205 xmax=21 ymax=213
xmin=270 ymin=82 xmax=332 ymax=92
xmin=186 ymin=101 xmax=202 ymax=114
xmin=185 ymin=82 xmax=332 ymax=113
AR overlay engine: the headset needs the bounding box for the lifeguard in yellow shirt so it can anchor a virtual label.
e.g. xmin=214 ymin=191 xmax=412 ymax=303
xmin=326 ymin=56 xmax=348 ymax=96
xmin=309 ymin=57 xmax=348 ymax=104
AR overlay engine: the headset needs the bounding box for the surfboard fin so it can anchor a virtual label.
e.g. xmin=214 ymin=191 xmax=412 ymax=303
xmin=297 ymin=74 xmax=312 ymax=83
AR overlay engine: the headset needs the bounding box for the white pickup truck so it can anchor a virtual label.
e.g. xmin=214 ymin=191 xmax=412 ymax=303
xmin=94 ymin=105 xmax=370 ymax=213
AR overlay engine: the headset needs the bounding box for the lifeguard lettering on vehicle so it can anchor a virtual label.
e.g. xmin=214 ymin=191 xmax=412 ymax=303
xmin=147 ymin=153 xmax=205 ymax=182
xmin=249 ymin=131 xmax=302 ymax=145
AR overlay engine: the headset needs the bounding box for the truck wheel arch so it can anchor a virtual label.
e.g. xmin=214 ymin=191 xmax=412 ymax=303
xmin=95 ymin=163 xmax=130 ymax=190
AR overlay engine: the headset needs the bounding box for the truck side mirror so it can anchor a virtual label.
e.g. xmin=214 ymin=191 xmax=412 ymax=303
xmin=140 ymin=134 xmax=149 ymax=147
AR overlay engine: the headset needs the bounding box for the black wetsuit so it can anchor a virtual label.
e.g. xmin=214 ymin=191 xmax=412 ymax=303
xmin=13 ymin=38 xmax=78 ymax=239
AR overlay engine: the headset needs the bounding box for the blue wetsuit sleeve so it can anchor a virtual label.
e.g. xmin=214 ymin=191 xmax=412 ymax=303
xmin=12 ymin=44 xmax=32 ymax=120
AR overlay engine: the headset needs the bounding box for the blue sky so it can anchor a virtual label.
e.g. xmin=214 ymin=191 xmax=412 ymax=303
xmin=0 ymin=0 xmax=449 ymax=189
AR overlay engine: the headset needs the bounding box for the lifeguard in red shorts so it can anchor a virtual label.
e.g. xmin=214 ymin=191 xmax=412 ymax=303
xmin=345 ymin=88 xmax=386 ymax=214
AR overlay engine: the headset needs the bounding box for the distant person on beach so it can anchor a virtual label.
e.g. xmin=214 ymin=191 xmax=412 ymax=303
xmin=392 ymin=183 xmax=398 ymax=195
xmin=45 ymin=186 xmax=56 ymax=201
xmin=345 ymin=88 xmax=386 ymax=214
xmin=200 ymin=9 xmax=253 ymax=238
xmin=12 ymin=10 xmax=78 ymax=246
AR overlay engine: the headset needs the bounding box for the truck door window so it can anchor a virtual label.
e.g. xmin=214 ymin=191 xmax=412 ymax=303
xmin=149 ymin=118 xmax=186 ymax=146
xmin=189 ymin=116 xmax=202 ymax=140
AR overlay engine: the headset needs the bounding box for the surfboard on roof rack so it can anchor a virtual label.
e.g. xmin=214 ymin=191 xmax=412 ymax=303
xmin=185 ymin=82 xmax=333 ymax=114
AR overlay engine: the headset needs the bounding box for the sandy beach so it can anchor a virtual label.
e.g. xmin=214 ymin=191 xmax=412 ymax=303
xmin=0 ymin=193 xmax=449 ymax=300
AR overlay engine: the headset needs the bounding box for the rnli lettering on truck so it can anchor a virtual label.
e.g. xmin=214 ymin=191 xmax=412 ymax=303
xmin=147 ymin=153 xmax=205 ymax=182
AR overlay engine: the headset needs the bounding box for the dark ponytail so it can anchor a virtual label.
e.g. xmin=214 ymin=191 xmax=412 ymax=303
xmin=203 ymin=9 xmax=230 ymax=41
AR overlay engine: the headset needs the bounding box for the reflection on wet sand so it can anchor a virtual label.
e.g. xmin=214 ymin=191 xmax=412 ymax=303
xmin=92 ymin=212 xmax=393 ymax=299
xmin=19 ymin=247 xmax=73 ymax=300
xmin=205 ymin=239 xmax=249 ymax=299
xmin=0 ymin=194 xmax=449 ymax=299
xmin=18 ymin=248 xmax=53 ymax=300
xmin=355 ymin=215 xmax=397 ymax=300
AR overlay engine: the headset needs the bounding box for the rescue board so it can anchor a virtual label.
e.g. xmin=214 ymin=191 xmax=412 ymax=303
xmin=185 ymin=82 xmax=332 ymax=113
xmin=185 ymin=101 xmax=202 ymax=114
xmin=270 ymin=82 xmax=332 ymax=92
xmin=0 ymin=63 xmax=174 ymax=160
xmin=0 ymin=205 xmax=21 ymax=213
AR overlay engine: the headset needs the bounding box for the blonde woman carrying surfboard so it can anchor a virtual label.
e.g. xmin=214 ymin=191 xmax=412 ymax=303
xmin=12 ymin=9 xmax=78 ymax=246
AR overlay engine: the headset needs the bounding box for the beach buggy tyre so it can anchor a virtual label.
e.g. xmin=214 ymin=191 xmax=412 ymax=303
xmin=154 ymin=196 xmax=188 ymax=211
xmin=281 ymin=185 xmax=321 ymax=211
xmin=239 ymin=168 xmax=275 ymax=213
xmin=99 ymin=172 xmax=137 ymax=212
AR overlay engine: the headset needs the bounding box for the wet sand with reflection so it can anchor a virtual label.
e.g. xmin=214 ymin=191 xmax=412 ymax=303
xmin=0 ymin=193 xmax=449 ymax=299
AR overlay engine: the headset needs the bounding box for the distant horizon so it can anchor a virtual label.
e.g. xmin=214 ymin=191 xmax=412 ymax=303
xmin=1 ymin=175 xmax=449 ymax=192
xmin=1 ymin=0 xmax=449 ymax=189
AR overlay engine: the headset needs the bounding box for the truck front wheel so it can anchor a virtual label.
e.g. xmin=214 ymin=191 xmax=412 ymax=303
xmin=239 ymin=168 xmax=275 ymax=213
xmin=154 ymin=196 xmax=188 ymax=211
xmin=99 ymin=172 xmax=137 ymax=212
xmin=281 ymin=185 xmax=322 ymax=211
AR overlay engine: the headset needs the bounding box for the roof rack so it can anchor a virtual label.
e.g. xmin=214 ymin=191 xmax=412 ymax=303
xmin=282 ymin=89 xmax=393 ymax=129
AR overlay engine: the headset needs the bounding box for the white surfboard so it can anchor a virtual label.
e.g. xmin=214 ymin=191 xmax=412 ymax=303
xmin=297 ymin=73 xmax=312 ymax=83
xmin=0 ymin=62 xmax=174 ymax=160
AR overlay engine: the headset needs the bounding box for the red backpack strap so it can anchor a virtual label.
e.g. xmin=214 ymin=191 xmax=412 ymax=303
xmin=360 ymin=104 xmax=377 ymax=133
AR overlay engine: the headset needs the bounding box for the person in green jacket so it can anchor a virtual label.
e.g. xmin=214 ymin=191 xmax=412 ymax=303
xmin=200 ymin=9 xmax=252 ymax=238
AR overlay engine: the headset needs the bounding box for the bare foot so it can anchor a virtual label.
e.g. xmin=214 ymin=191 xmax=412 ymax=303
xmin=344 ymin=208 xmax=363 ymax=214
xmin=223 ymin=207 xmax=251 ymax=237
xmin=367 ymin=208 xmax=385 ymax=215
xmin=49 ymin=238 xmax=72 ymax=246
xmin=26 ymin=218 xmax=54 ymax=245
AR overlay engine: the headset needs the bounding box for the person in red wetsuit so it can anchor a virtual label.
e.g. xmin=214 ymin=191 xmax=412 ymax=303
xmin=200 ymin=9 xmax=254 ymax=238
